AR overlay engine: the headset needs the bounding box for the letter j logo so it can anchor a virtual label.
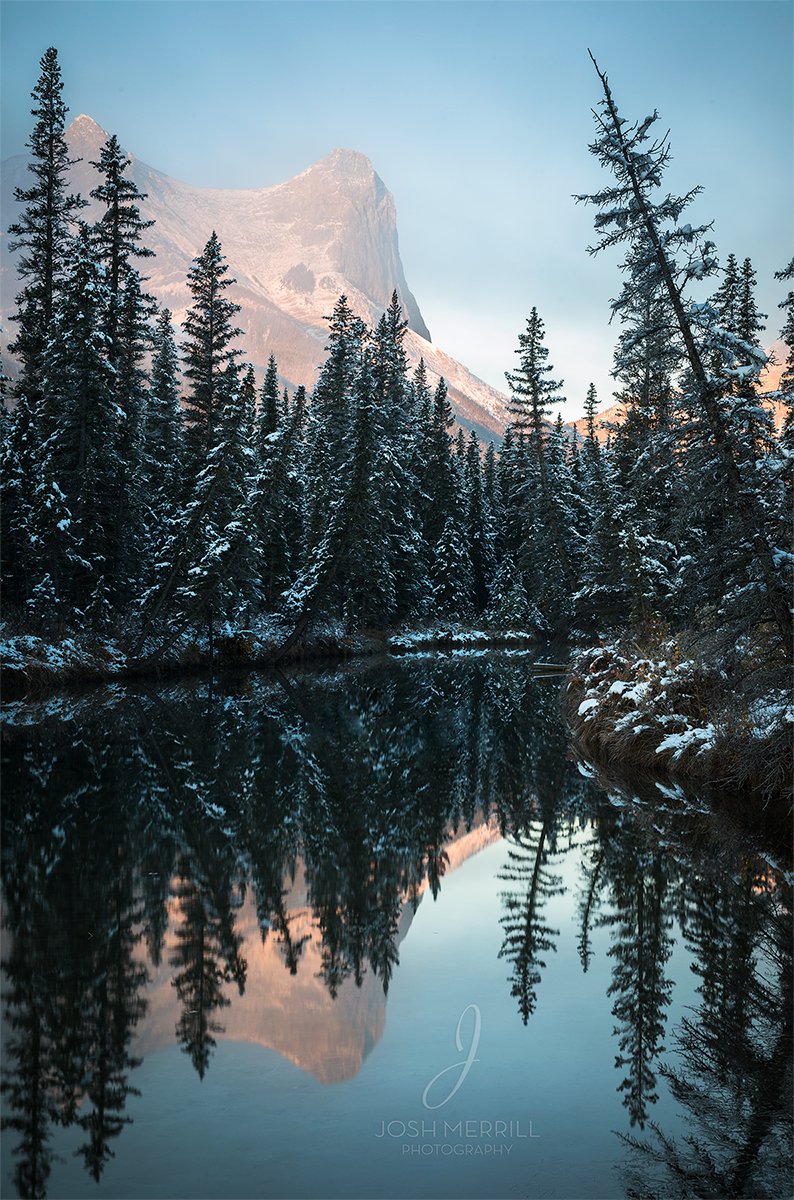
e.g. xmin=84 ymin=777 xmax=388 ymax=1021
xmin=422 ymin=1004 xmax=481 ymax=1110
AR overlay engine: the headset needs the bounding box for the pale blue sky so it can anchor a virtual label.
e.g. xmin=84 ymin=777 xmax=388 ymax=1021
xmin=2 ymin=0 xmax=792 ymax=416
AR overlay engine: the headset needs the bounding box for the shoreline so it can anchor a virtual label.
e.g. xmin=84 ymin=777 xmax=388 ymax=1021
xmin=0 ymin=624 xmax=555 ymax=702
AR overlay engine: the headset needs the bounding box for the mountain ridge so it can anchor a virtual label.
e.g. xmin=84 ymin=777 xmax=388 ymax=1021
xmin=1 ymin=116 xmax=511 ymax=439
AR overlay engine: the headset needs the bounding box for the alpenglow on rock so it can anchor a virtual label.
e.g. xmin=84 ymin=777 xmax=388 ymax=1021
xmin=1 ymin=116 xmax=510 ymax=439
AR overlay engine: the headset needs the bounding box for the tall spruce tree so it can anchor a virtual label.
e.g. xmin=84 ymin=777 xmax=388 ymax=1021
xmin=33 ymin=224 xmax=122 ymax=623
xmin=113 ymin=268 xmax=155 ymax=603
xmin=182 ymin=232 xmax=243 ymax=475
xmin=3 ymin=48 xmax=84 ymax=608
xmin=257 ymin=353 xmax=280 ymax=445
xmin=143 ymin=307 xmax=184 ymax=570
xmin=7 ymin=47 xmax=84 ymax=402
xmin=89 ymin=133 xmax=154 ymax=360
xmin=578 ymin=54 xmax=791 ymax=654
xmin=505 ymin=308 xmax=574 ymax=624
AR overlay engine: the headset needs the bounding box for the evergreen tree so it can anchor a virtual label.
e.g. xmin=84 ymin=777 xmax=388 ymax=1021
xmin=89 ymin=133 xmax=154 ymax=360
xmin=420 ymin=376 xmax=458 ymax=550
xmin=463 ymin=430 xmax=493 ymax=613
xmin=775 ymin=257 xmax=794 ymax=408
xmin=143 ymin=307 xmax=184 ymax=566
xmin=498 ymin=821 xmax=564 ymax=1023
xmin=32 ymin=225 xmax=122 ymax=623
xmin=430 ymin=517 xmax=473 ymax=621
xmin=582 ymin=381 xmax=601 ymax=473
xmin=340 ymin=353 xmax=397 ymax=628
xmin=238 ymin=364 xmax=257 ymax=447
xmin=504 ymin=308 xmax=574 ymax=623
xmin=113 ymin=267 xmax=155 ymax=603
xmin=3 ymin=47 xmax=84 ymax=609
xmin=182 ymin=231 xmax=243 ymax=474
xmin=304 ymin=295 xmax=366 ymax=552
xmin=370 ymin=292 xmax=426 ymax=619
xmin=600 ymin=833 xmax=675 ymax=1128
xmin=579 ymin=55 xmax=791 ymax=653
xmin=257 ymin=353 xmax=280 ymax=446
xmin=7 ymin=47 xmax=84 ymax=403
xmin=169 ymin=363 xmax=261 ymax=641
xmin=485 ymin=554 xmax=543 ymax=632
xmin=169 ymin=855 xmax=246 ymax=1080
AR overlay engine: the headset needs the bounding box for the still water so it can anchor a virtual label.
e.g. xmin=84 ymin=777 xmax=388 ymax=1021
xmin=1 ymin=654 xmax=791 ymax=1199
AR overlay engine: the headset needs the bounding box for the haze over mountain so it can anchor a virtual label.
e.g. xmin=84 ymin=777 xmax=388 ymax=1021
xmin=0 ymin=115 xmax=511 ymax=439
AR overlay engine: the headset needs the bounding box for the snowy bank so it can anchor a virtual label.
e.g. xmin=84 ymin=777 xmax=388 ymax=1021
xmin=0 ymin=620 xmax=551 ymax=699
xmin=0 ymin=619 xmax=385 ymax=698
xmin=564 ymin=630 xmax=792 ymax=804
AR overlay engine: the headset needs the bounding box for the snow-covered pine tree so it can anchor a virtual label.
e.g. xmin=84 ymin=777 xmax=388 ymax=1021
xmin=239 ymin=364 xmax=257 ymax=450
xmin=3 ymin=47 xmax=85 ymax=609
xmin=495 ymin=425 xmax=530 ymax=586
xmin=89 ymin=133 xmax=154 ymax=361
xmin=369 ymin=292 xmax=426 ymax=620
xmin=7 ymin=47 xmax=84 ymax=403
xmin=483 ymin=440 xmax=500 ymax=513
xmin=304 ymin=295 xmax=366 ymax=552
xmin=340 ymin=351 xmax=396 ymax=628
xmin=33 ymin=224 xmax=122 ymax=623
xmin=420 ymin=376 xmax=458 ymax=552
xmin=143 ymin=307 xmax=184 ymax=572
xmin=429 ymin=516 xmax=473 ymax=622
xmin=168 ymin=362 xmax=261 ymax=647
xmin=251 ymin=353 xmax=299 ymax=606
xmin=182 ymin=232 xmax=243 ymax=477
xmin=577 ymin=53 xmax=791 ymax=654
xmin=574 ymin=445 xmax=628 ymax=631
xmin=463 ymin=430 xmax=494 ymax=614
xmin=504 ymin=308 xmax=574 ymax=626
xmin=257 ymin=353 xmax=280 ymax=446
xmin=485 ymin=554 xmax=543 ymax=632
xmin=114 ymin=267 xmax=155 ymax=604
xmin=582 ymin=382 xmax=600 ymax=471
xmin=709 ymin=254 xmax=773 ymax=459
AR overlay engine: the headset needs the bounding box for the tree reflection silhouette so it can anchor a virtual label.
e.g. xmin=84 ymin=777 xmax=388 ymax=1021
xmin=1 ymin=660 xmax=790 ymax=1199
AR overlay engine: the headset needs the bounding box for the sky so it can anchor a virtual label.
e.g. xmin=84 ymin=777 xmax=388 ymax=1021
xmin=1 ymin=0 xmax=792 ymax=418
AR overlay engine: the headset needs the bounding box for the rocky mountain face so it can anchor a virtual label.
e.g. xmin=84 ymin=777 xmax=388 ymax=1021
xmin=1 ymin=116 xmax=510 ymax=439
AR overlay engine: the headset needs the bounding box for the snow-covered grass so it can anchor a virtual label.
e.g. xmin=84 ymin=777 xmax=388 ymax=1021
xmin=564 ymin=625 xmax=792 ymax=803
xmin=388 ymin=625 xmax=540 ymax=655
xmin=0 ymin=616 xmax=385 ymax=699
xmin=1 ymin=615 xmax=552 ymax=699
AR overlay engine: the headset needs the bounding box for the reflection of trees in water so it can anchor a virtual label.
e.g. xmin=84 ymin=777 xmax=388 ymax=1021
xmin=600 ymin=837 xmax=675 ymax=1128
xmin=1 ymin=660 xmax=791 ymax=1198
xmin=621 ymin=872 xmax=793 ymax=1199
xmin=170 ymin=852 xmax=247 ymax=1080
xmin=1 ymin=744 xmax=150 ymax=1196
xmin=498 ymin=819 xmax=565 ymax=1023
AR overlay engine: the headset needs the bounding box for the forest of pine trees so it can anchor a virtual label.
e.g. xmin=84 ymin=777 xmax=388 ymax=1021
xmin=2 ymin=49 xmax=792 ymax=698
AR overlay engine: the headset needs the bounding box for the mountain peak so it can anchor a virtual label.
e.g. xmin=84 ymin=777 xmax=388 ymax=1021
xmin=318 ymin=147 xmax=377 ymax=174
xmin=65 ymin=113 xmax=110 ymax=155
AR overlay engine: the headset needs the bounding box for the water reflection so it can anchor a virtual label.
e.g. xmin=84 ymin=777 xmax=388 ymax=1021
xmin=1 ymin=656 xmax=790 ymax=1199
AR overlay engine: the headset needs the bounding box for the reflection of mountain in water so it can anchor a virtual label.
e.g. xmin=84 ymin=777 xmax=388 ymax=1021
xmin=136 ymin=819 xmax=500 ymax=1083
xmin=2 ymin=658 xmax=790 ymax=1200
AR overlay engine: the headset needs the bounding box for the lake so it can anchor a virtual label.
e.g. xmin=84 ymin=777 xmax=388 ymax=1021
xmin=1 ymin=654 xmax=791 ymax=1199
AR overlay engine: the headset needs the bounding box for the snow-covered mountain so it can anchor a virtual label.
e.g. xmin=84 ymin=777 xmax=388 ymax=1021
xmin=0 ymin=115 xmax=510 ymax=439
